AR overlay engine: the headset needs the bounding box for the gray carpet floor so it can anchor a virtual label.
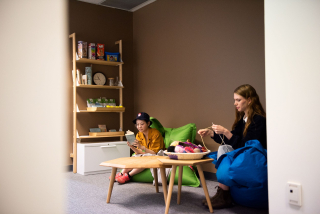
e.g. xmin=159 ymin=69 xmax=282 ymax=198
xmin=66 ymin=171 xmax=269 ymax=214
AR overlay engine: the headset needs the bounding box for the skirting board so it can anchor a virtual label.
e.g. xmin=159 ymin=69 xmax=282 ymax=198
xmin=67 ymin=165 xmax=217 ymax=180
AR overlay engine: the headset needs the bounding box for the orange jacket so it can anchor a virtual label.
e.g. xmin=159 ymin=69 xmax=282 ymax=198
xmin=136 ymin=128 xmax=164 ymax=154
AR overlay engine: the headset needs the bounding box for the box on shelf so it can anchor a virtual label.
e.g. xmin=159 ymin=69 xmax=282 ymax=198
xmin=85 ymin=67 xmax=92 ymax=85
xmin=96 ymin=43 xmax=105 ymax=60
xmin=98 ymin=124 xmax=107 ymax=132
xmin=88 ymin=43 xmax=96 ymax=59
xmin=78 ymin=41 xmax=87 ymax=58
xmin=105 ymin=52 xmax=120 ymax=62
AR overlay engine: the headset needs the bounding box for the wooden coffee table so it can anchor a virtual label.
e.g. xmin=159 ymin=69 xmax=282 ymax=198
xmin=100 ymin=156 xmax=171 ymax=204
xmin=158 ymin=158 xmax=214 ymax=214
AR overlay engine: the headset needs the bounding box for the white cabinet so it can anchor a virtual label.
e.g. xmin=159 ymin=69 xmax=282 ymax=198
xmin=77 ymin=141 xmax=129 ymax=175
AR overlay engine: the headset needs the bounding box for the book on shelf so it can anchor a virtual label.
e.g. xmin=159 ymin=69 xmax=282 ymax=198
xmin=98 ymin=125 xmax=107 ymax=132
xmin=72 ymin=69 xmax=82 ymax=86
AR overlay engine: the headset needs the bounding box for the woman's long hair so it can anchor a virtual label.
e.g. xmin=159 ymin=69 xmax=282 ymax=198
xmin=232 ymin=84 xmax=266 ymax=136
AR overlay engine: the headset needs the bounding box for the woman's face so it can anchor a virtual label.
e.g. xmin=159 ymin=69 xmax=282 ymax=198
xmin=234 ymin=93 xmax=251 ymax=113
xmin=136 ymin=119 xmax=150 ymax=133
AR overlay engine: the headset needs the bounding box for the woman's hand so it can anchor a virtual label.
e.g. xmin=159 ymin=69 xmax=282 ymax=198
xmin=198 ymin=129 xmax=214 ymax=137
xmin=211 ymin=124 xmax=226 ymax=135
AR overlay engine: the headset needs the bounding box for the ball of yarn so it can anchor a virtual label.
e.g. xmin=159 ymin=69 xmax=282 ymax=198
xmin=185 ymin=147 xmax=194 ymax=153
xmin=167 ymin=146 xmax=175 ymax=152
xmin=193 ymin=148 xmax=201 ymax=153
xmin=170 ymin=141 xmax=180 ymax=146
xmin=175 ymin=145 xmax=185 ymax=153
xmin=179 ymin=141 xmax=197 ymax=148
xmin=201 ymin=147 xmax=207 ymax=152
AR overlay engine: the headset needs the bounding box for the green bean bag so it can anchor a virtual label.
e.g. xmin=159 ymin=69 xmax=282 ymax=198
xmin=131 ymin=118 xmax=200 ymax=187
xmin=150 ymin=117 xmax=197 ymax=148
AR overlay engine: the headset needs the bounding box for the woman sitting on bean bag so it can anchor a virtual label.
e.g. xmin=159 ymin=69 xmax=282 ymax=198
xmin=198 ymin=84 xmax=267 ymax=209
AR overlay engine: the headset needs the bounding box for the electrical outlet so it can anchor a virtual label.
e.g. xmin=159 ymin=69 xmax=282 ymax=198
xmin=287 ymin=182 xmax=302 ymax=206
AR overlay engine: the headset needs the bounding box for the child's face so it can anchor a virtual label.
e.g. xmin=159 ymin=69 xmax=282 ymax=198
xmin=136 ymin=119 xmax=149 ymax=133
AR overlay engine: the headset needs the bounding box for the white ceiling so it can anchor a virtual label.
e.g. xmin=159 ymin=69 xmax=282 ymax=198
xmin=78 ymin=0 xmax=156 ymax=12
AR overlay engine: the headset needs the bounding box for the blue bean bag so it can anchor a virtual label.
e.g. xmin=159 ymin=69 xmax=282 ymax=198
xmin=207 ymin=140 xmax=268 ymax=209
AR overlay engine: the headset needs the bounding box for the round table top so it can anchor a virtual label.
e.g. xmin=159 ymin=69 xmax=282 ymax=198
xmin=100 ymin=156 xmax=170 ymax=169
xmin=100 ymin=156 xmax=214 ymax=168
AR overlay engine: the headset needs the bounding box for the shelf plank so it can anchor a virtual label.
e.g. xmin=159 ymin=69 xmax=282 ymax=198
xmin=77 ymin=85 xmax=124 ymax=89
xmin=75 ymin=58 xmax=123 ymax=66
xmin=78 ymin=107 xmax=125 ymax=113
xmin=79 ymin=135 xmax=124 ymax=139
xmin=89 ymin=131 xmax=124 ymax=137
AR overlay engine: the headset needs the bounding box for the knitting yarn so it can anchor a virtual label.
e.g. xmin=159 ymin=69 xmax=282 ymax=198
xmin=170 ymin=141 xmax=180 ymax=146
xmin=185 ymin=147 xmax=194 ymax=153
xmin=167 ymin=146 xmax=175 ymax=152
xmin=193 ymin=148 xmax=201 ymax=153
xmin=175 ymin=145 xmax=185 ymax=153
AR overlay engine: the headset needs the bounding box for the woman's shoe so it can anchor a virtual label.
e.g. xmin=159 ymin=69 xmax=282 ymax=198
xmin=202 ymin=186 xmax=233 ymax=209
xmin=117 ymin=173 xmax=130 ymax=184
xmin=202 ymin=186 xmax=221 ymax=205
xmin=109 ymin=172 xmax=122 ymax=182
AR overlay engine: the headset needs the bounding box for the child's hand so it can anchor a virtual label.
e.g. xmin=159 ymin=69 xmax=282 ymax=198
xmin=126 ymin=141 xmax=135 ymax=149
xmin=131 ymin=139 xmax=142 ymax=149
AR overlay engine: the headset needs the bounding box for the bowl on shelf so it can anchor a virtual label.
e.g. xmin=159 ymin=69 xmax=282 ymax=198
xmin=164 ymin=150 xmax=211 ymax=160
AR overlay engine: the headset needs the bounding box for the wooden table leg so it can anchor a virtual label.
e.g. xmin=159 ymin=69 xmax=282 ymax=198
xmin=160 ymin=167 xmax=168 ymax=204
xmin=165 ymin=165 xmax=177 ymax=214
xmin=197 ymin=165 xmax=213 ymax=213
xmin=153 ymin=168 xmax=159 ymax=193
xmin=106 ymin=167 xmax=117 ymax=203
xmin=177 ymin=165 xmax=183 ymax=205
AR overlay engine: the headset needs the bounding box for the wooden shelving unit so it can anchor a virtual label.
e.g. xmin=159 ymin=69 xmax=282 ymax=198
xmin=69 ymin=33 xmax=124 ymax=173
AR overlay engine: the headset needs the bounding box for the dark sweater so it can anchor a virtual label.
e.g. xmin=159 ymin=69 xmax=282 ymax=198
xmin=212 ymin=114 xmax=267 ymax=150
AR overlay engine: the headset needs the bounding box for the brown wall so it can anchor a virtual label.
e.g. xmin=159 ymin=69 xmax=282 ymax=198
xmin=133 ymin=0 xmax=265 ymax=172
xmin=67 ymin=0 xmax=134 ymax=165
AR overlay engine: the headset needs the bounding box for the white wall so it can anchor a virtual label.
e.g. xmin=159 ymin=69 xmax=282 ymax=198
xmin=265 ymin=0 xmax=320 ymax=213
xmin=0 ymin=1 xmax=67 ymax=213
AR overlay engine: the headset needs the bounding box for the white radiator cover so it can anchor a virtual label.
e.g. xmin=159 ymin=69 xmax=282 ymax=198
xmin=77 ymin=141 xmax=130 ymax=175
